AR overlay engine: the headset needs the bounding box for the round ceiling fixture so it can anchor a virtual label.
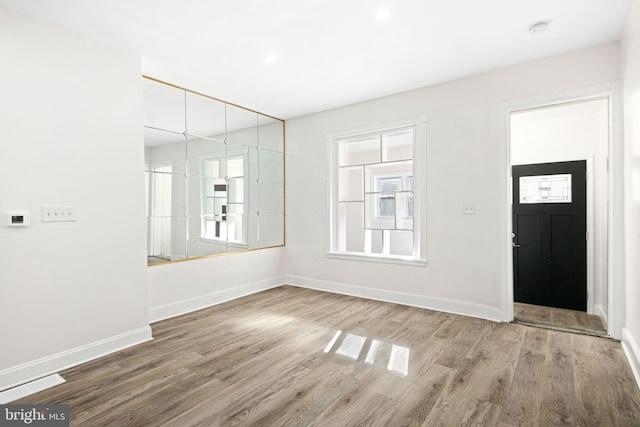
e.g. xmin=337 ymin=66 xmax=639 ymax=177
xmin=376 ymin=8 xmax=391 ymax=22
xmin=529 ymin=21 xmax=549 ymax=34
xmin=264 ymin=53 xmax=278 ymax=64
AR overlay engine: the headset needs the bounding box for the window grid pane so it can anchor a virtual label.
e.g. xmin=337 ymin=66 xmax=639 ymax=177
xmin=339 ymin=137 xmax=381 ymax=166
xmin=338 ymin=166 xmax=364 ymax=202
xmin=519 ymin=174 xmax=572 ymax=204
xmin=382 ymin=129 xmax=414 ymax=162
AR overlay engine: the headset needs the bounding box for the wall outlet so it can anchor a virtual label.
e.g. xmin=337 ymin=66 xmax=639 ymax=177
xmin=42 ymin=206 xmax=76 ymax=222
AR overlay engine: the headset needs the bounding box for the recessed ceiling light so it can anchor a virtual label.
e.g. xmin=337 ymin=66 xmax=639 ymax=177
xmin=376 ymin=8 xmax=391 ymax=22
xmin=529 ymin=21 xmax=549 ymax=34
xmin=264 ymin=53 xmax=278 ymax=64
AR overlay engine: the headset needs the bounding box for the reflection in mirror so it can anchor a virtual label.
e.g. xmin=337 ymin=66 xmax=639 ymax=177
xmin=226 ymin=104 xmax=258 ymax=147
xmin=259 ymin=213 xmax=285 ymax=248
xmin=260 ymin=182 xmax=285 ymax=214
xmin=144 ymin=129 xmax=187 ymax=174
xmin=143 ymin=77 xmax=285 ymax=265
xmin=259 ymin=115 xmax=285 ymax=152
xmin=146 ymin=216 xmax=188 ymax=263
xmin=144 ymin=78 xmax=185 ymax=133
xmin=259 ymin=149 xmax=284 ymax=184
xmin=185 ymin=91 xmax=225 ymax=140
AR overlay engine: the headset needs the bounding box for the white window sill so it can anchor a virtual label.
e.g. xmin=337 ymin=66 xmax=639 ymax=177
xmin=326 ymin=252 xmax=428 ymax=267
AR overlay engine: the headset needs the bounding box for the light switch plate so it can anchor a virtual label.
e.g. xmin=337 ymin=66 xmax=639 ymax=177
xmin=42 ymin=206 xmax=76 ymax=222
xmin=463 ymin=203 xmax=476 ymax=215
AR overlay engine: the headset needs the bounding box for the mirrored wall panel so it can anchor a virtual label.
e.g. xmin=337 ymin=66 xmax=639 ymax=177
xmin=144 ymin=77 xmax=285 ymax=265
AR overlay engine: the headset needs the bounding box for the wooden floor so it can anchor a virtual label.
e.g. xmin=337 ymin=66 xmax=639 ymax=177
xmin=514 ymin=302 xmax=607 ymax=337
xmin=15 ymin=286 xmax=640 ymax=426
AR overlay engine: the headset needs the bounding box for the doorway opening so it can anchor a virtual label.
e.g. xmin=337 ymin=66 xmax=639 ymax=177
xmin=509 ymin=97 xmax=609 ymax=336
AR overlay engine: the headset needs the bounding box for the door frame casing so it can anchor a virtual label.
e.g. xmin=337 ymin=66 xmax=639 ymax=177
xmin=498 ymin=82 xmax=624 ymax=339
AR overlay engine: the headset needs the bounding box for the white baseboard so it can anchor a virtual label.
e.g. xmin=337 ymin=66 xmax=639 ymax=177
xmin=284 ymin=275 xmax=504 ymax=322
xmin=0 ymin=326 xmax=152 ymax=392
xmin=594 ymin=304 xmax=608 ymax=328
xmin=622 ymin=328 xmax=640 ymax=390
xmin=149 ymin=275 xmax=285 ymax=323
xmin=0 ymin=374 xmax=65 ymax=404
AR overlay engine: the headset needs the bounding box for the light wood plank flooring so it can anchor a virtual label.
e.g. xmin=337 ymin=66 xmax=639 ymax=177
xmin=14 ymin=286 xmax=640 ymax=426
xmin=514 ymin=302 xmax=607 ymax=337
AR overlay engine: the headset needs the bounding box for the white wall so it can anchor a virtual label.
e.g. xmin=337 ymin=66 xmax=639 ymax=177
xmin=0 ymin=8 xmax=150 ymax=389
xmin=285 ymin=43 xmax=620 ymax=321
xmin=511 ymin=99 xmax=609 ymax=320
xmin=148 ymin=247 xmax=285 ymax=322
xmin=621 ymin=0 xmax=640 ymax=385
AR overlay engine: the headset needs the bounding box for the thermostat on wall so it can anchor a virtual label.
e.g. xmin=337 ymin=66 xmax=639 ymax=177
xmin=3 ymin=211 xmax=30 ymax=227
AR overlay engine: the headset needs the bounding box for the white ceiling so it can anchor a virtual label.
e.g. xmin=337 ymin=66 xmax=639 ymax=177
xmin=0 ymin=0 xmax=632 ymax=120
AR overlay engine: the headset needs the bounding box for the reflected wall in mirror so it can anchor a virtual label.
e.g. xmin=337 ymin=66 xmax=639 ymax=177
xmin=144 ymin=77 xmax=285 ymax=265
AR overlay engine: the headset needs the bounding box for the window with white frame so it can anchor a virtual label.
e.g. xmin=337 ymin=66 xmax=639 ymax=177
xmin=329 ymin=119 xmax=426 ymax=263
